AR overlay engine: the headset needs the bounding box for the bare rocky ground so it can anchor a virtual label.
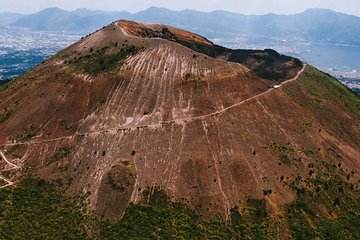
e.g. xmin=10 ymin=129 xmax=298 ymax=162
xmin=0 ymin=20 xmax=359 ymax=220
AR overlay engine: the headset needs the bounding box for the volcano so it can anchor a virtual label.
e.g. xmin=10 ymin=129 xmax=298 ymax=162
xmin=0 ymin=20 xmax=360 ymax=239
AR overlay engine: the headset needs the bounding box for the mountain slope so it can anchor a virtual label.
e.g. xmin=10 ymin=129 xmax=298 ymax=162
xmin=10 ymin=8 xmax=81 ymax=31
xmin=0 ymin=12 xmax=24 ymax=27
xmin=6 ymin=7 xmax=360 ymax=44
xmin=131 ymin=8 xmax=360 ymax=44
xmin=9 ymin=7 xmax=130 ymax=32
xmin=0 ymin=20 xmax=360 ymax=238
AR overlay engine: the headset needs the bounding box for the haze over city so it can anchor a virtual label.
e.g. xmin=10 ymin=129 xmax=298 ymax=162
xmin=1 ymin=0 xmax=360 ymax=16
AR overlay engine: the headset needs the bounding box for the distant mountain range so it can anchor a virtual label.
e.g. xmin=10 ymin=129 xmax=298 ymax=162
xmin=1 ymin=7 xmax=360 ymax=45
xmin=0 ymin=12 xmax=25 ymax=26
xmin=1 ymin=20 xmax=360 ymax=239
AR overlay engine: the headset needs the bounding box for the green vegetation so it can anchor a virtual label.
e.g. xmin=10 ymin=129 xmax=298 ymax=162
xmin=4 ymin=144 xmax=24 ymax=159
xmin=286 ymin=175 xmax=360 ymax=240
xmin=268 ymin=143 xmax=296 ymax=154
xmin=48 ymin=145 xmax=73 ymax=165
xmin=99 ymin=188 xmax=271 ymax=239
xmin=16 ymin=125 xmax=39 ymax=142
xmin=267 ymin=143 xmax=297 ymax=165
xmin=1 ymin=176 xmax=360 ymax=239
xmin=70 ymin=45 xmax=138 ymax=76
xmin=279 ymin=155 xmax=291 ymax=164
xmin=0 ymin=179 xmax=88 ymax=239
xmin=99 ymin=188 xmax=201 ymax=239
xmin=289 ymin=206 xmax=360 ymax=240
xmin=284 ymin=67 xmax=360 ymax=144
xmin=0 ymin=74 xmax=29 ymax=94
xmin=284 ymin=67 xmax=360 ymax=118
xmin=5 ymin=144 xmax=21 ymax=155
xmin=184 ymin=72 xmax=193 ymax=80
xmin=0 ymin=80 xmax=13 ymax=92
xmin=266 ymin=142 xmax=320 ymax=166
xmin=0 ymin=108 xmax=12 ymax=124
xmin=0 ymin=181 xmax=271 ymax=239
xmin=263 ymin=189 xmax=272 ymax=196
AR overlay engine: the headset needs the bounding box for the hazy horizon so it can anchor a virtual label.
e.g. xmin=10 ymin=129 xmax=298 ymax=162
xmin=1 ymin=0 xmax=359 ymax=17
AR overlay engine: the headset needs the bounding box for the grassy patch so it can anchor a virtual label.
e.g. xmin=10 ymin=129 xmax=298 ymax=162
xmin=6 ymin=144 xmax=21 ymax=155
xmin=4 ymin=144 xmax=25 ymax=159
xmin=284 ymin=67 xmax=360 ymax=144
xmin=1 ymin=177 xmax=360 ymax=239
xmin=0 ymin=181 xmax=272 ymax=239
xmin=0 ymin=80 xmax=14 ymax=92
xmin=283 ymin=163 xmax=360 ymax=239
xmin=100 ymin=189 xmax=271 ymax=239
xmin=184 ymin=72 xmax=193 ymax=80
xmin=0 ymin=74 xmax=28 ymax=93
xmin=70 ymin=45 xmax=138 ymax=76
xmin=47 ymin=145 xmax=73 ymax=165
xmin=0 ymin=108 xmax=12 ymax=124
xmin=284 ymin=67 xmax=360 ymax=118
xmin=267 ymin=143 xmax=296 ymax=154
xmin=16 ymin=125 xmax=39 ymax=142
xmin=100 ymin=188 xmax=201 ymax=239
xmin=267 ymin=142 xmax=320 ymax=166
xmin=286 ymin=175 xmax=360 ymax=240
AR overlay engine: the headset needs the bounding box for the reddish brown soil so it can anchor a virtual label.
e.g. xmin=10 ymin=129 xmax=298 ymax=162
xmin=0 ymin=21 xmax=359 ymax=220
xmin=117 ymin=20 xmax=213 ymax=45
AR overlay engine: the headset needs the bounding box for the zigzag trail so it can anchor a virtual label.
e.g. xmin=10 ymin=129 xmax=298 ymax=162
xmin=0 ymin=150 xmax=20 ymax=188
xmin=0 ymin=64 xmax=306 ymax=148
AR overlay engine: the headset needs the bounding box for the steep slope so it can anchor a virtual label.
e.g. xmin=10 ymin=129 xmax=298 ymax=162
xmin=0 ymin=20 xmax=359 ymax=230
xmin=115 ymin=20 xmax=303 ymax=81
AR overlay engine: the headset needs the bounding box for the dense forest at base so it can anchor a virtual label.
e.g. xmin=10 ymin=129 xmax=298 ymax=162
xmin=1 ymin=46 xmax=360 ymax=240
xmin=0 ymin=178 xmax=360 ymax=240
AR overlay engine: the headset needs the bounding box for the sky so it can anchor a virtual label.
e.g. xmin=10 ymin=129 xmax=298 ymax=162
xmin=0 ymin=0 xmax=359 ymax=16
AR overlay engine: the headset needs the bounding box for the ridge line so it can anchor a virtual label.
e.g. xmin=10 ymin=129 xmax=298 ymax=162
xmin=0 ymin=64 xmax=306 ymax=147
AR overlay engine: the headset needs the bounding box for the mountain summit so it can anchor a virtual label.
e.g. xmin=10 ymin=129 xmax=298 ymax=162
xmin=0 ymin=20 xmax=360 ymax=238
xmin=5 ymin=8 xmax=360 ymax=45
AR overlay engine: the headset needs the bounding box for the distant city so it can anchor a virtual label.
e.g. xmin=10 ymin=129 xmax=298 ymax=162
xmin=1 ymin=29 xmax=358 ymax=95
xmin=215 ymin=35 xmax=360 ymax=95
xmin=0 ymin=7 xmax=359 ymax=95
xmin=0 ymin=28 xmax=81 ymax=80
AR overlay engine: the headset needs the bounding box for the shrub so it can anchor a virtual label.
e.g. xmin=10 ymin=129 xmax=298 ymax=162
xmin=71 ymin=45 xmax=138 ymax=76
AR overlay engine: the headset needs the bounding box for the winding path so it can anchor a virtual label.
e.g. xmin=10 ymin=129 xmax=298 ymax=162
xmin=0 ymin=64 xmax=307 ymax=148
xmin=0 ymin=150 xmax=19 ymax=169
xmin=0 ymin=150 xmax=20 ymax=188
xmin=115 ymin=22 xmax=132 ymax=37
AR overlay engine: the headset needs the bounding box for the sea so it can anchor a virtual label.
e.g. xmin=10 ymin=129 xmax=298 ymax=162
xmin=215 ymin=35 xmax=360 ymax=95
xmin=0 ymin=28 xmax=359 ymax=95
